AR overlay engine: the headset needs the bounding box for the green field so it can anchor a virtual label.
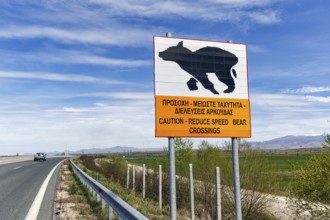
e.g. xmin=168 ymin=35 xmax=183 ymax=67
xmin=125 ymin=151 xmax=312 ymax=172
xmin=265 ymin=154 xmax=311 ymax=171
xmin=125 ymin=149 xmax=318 ymax=194
xmin=264 ymin=154 xmax=312 ymax=193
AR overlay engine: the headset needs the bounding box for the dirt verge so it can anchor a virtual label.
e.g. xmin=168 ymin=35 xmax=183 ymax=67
xmin=54 ymin=160 xmax=98 ymax=220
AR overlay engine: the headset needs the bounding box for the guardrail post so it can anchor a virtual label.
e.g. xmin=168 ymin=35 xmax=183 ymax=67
xmin=143 ymin=164 xmax=146 ymax=198
xmin=97 ymin=191 xmax=101 ymax=202
xmin=159 ymin=165 xmax=162 ymax=209
xmin=127 ymin=164 xmax=130 ymax=189
xmin=133 ymin=165 xmax=136 ymax=191
xmin=102 ymin=198 xmax=106 ymax=209
xmin=109 ymin=206 xmax=113 ymax=220
xmin=189 ymin=163 xmax=195 ymax=220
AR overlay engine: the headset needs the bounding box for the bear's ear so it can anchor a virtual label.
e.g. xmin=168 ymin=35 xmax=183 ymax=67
xmin=177 ymin=41 xmax=183 ymax=47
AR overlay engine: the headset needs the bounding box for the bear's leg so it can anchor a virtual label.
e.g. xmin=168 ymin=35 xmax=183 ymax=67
xmin=187 ymin=78 xmax=198 ymax=91
xmin=215 ymin=71 xmax=235 ymax=93
xmin=195 ymin=75 xmax=219 ymax=95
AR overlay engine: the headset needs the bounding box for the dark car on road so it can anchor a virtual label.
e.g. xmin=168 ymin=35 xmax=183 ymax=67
xmin=34 ymin=152 xmax=47 ymax=161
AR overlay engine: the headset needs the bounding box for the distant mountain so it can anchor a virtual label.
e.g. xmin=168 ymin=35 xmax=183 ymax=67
xmin=68 ymin=146 xmax=163 ymax=155
xmin=252 ymin=135 xmax=325 ymax=150
xmin=43 ymin=135 xmax=326 ymax=155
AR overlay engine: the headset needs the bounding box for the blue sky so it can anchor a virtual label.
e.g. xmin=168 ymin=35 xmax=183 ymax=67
xmin=0 ymin=0 xmax=329 ymax=155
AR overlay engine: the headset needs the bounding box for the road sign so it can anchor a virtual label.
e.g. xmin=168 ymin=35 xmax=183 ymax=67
xmin=154 ymin=36 xmax=251 ymax=138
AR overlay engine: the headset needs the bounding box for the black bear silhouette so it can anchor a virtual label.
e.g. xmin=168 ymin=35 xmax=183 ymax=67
xmin=159 ymin=41 xmax=238 ymax=94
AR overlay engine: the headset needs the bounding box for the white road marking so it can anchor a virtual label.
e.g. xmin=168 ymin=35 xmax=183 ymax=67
xmin=13 ymin=166 xmax=22 ymax=170
xmin=25 ymin=160 xmax=63 ymax=220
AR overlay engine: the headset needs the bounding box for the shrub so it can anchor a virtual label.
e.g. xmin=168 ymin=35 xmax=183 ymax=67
xmin=323 ymin=133 xmax=330 ymax=148
xmin=175 ymin=138 xmax=194 ymax=177
xmin=101 ymin=155 xmax=127 ymax=185
xmin=194 ymin=140 xmax=223 ymax=219
xmin=290 ymin=135 xmax=330 ymax=219
xmin=291 ymin=153 xmax=330 ymax=204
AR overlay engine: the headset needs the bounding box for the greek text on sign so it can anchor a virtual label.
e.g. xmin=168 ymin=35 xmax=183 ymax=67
xmin=154 ymin=36 xmax=251 ymax=138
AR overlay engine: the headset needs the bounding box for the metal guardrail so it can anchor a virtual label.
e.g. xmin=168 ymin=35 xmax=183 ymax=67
xmin=70 ymin=160 xmax=149 ymax=220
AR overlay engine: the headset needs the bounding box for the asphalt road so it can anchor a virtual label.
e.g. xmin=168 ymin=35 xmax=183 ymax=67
xmin=0 ymin=157 xmax=66 ymax=220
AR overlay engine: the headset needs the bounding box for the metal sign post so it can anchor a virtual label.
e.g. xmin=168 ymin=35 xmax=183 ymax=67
xmin=169 ymin=137 xmax=177 ymax=219
xmin=232 ymin=137 xmax=242 ymax=220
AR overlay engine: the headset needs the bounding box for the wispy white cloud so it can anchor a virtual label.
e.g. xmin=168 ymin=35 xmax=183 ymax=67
xmin=94 ymin=102 xmax=106 ymax=107
xmin=104 ymin=92 xmax=153 ymax=100
xmin=281 ymin=86 xmax=330 ymax=94
xmin=247 ymin=10 xmax=279 ymax=24
xmin=248 ymin=44 xmax=267 ymax=53
xmin=62 ymin=107 xmax=91 ymax=113
xmin=305 ymin=95 xmax=330 ymax=103
xmin=0 ymin=71 xmax=132 ymax=84
xmin=87 ymin=0 xmax=280 ymax=24
xmin=75 ymin=92 xmax=153 ymax=100
xmin=251 ymin=92 xmax=330 ymax=108
xmin=24 ymin=50 xmax=151 ymax=67
xmin=0 ymin=0 xmax=281 ymax=42
xmin=206 ymin=0 xmax=277 ymax=7
xmin=0 ymin=48 xmax=151 ymax=70
xmin=0 ymin=0 xmax=282 ymax=56
xmin=0 ymin=25 xmax=153 ymax=46
xmin=251 ymin=93 xmax=310 ymax=107
xmin=61 ymin=54 xmax=151 ymax=67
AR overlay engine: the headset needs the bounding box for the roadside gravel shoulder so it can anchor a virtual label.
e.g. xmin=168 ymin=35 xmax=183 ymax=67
xmin=54 ymin=161 xmax=98 ymax=220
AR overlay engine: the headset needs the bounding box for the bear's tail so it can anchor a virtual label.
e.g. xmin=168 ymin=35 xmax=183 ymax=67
xmin=232 ymin=69 xmax=237 ymax=78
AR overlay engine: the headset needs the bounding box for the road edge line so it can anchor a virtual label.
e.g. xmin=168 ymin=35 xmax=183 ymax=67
xmin=25 ymin=160 xmax=64 ymax=220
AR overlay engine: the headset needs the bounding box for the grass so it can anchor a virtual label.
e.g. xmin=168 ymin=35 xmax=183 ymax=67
xmin=68 ymin=183 xmax=79 ymax=195
xmin=264 ymin=154 xmax=312 ymax=171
